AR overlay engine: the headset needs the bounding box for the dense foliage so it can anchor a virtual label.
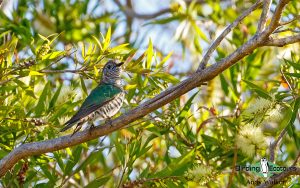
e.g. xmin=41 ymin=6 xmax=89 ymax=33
xmin=0 ymin=0 xmax=299 ymax=187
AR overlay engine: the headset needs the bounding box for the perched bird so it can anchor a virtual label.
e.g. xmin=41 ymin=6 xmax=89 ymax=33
xmin=61 ymin=60 xmax=125 ymax=134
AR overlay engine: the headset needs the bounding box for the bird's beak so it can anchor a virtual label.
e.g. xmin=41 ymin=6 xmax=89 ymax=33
xmin=116 ymin=62 xmax=124 ymax=67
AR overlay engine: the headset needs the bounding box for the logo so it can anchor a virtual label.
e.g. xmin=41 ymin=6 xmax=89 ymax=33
xmin=235 ymin=157 xmax=297 ymax=185
xmin=260 ymin=157 xmax=269 ymax=177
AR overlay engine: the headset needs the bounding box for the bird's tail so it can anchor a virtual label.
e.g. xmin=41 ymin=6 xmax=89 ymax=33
xmin=60 ymin=122 xmax=75 ymax=132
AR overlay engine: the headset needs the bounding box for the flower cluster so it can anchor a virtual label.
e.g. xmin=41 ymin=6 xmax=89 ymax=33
xmin=236 ymin=124 xmax=267 ymax=157
xmin=185 ymin=164 xmax=217 ymax=185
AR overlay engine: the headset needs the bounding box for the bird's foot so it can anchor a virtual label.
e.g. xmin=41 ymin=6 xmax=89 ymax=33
xmin=105 ymin=118 xmax=113 ymax=127
xmin=89 ymin=123 xmax=95 ymax=135
xmin=71 ymin=123 xmax=82 ymax=137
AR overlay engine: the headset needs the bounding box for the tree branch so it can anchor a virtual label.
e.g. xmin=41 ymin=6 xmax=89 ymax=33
xmin=279 ymin=15 xmax=300 ymax=26
xmin=257 ymin=0 xmax=272 ymax=32
xmin=269 ymin=128 xmax=287 ymax=162
xmin=39 ymin=69 xmax=82 ymax=74
xmin=0 ymin=0 xmax=297 ymax=179
xmin=273 ymin=28 xmax=300 ymax=34
xmin=197 ymin=0 xmax=263 ymax=71
xmin=256 ymin=167 xmax=300 ymax=188
xmin=264 ymin=0 xmax=290 ymax=34
xmin=227 ymin=145 xmax=238 ymax=188
xmin=197 ymin=0 xmax=291 ymax=71
xmin=263 ymin=34 xmax=300 ymax=46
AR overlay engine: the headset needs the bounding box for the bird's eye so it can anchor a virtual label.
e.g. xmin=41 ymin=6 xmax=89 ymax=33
xmin=107 ymin=65 xmax=111 ymax=69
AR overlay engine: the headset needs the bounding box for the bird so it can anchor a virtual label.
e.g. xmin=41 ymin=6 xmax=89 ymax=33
xmin=60 ymin=60 xmax=125 ymax=134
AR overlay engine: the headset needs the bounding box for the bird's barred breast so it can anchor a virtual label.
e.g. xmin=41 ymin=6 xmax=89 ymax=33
xmin=93 ymin=92 xmax=125 ymax=120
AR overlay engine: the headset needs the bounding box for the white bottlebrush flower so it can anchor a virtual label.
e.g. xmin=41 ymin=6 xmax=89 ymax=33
xmin=243 ymin=96 xmax=283 ymax=126
xmin=185 ymin=164 xmax=216 ymax=185
xmin=266 ymin=104 xmax=282 ymax=121
xmin=244 ymin=98 xmax=272 ymax=115
xmin=236 ymin=124 xmax=267 ymax=157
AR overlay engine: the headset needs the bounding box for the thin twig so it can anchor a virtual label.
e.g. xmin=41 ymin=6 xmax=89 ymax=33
xmin=256 ymin=167 xmax=300 ymax=188
xmin=292 ymin=151 xmax=300 ymax=166
xmin=227 ymin=145 xmax=238 ymax=188
xmin=279 ymin=15 xmax=300 ymax=26
xmin=257 ymin=0 xmax=272 ymax=32
xmin=269 ymin=128 xmax=287 ymax=162
xmin=42 ymin=50 xmax=77 ymax=70
xmin=39 ymin=69 xmax=82 ymax=74
xmin=264 ymin=0 xmax=290 ymax=34
xmin=196 ymin=115 xmax=234 ymax=134
xmin=273 ymin=28 xmax=300 ymax=34
xmin=197 ymin=0 xmax=263 ymax=71
xmin=263 ymin=34 xmax=300 ymax=47
xmin=280 ymin=67 xmax=295 ymax=95
xmin=0 ymin=75 xmax=23 ymax=85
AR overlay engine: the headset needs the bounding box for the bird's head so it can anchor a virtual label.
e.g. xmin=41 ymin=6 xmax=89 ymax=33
xmin=101 ymin=60 xmax=124 ymax=85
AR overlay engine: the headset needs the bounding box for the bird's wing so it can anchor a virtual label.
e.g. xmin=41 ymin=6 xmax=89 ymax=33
xmin=61 ymin=84 xmax=122 ymax=131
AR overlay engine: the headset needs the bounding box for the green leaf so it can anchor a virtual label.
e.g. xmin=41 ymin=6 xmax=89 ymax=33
xmin=84 ymin=176 xmax=110 ymax=188
xmin=48 ymin=32 xmax=63 ymax=45
xmin=191 ymin=20 xmax=208 ymax=42
xmin=220 ymin=74 xmax=229 ymax=95
xmin=146 ymin=39 xmax=153 ymax=69
xmin=284 ymin=58 xmax=300 ymax=71
xmin=150 ymin=72 xmax=179 ymax=84
xmin=25 ymin=88 xmax=37 ymax=99
xmin=114 ymin=139 xmax=125 ymax=165
xmin=80 ymin=77 xmax=88 ymax=96
xmin=202 ymin=134 xmax=219 ymax=147
xmin=152 ymin=149 xmax=194 ymax=177
xmin=91 ymin=35 xmax=103 ymax=51
xmin=103 ymin=27 xmax=111 ymax=51
xmin=53 ymin=152 xmax=65 ymax=173
xmin=243 ymin=80 xmax=272 ymax=100
xmin=38 ymin=34 xmax=50 ymax=42
xmin=42 ymin=51 xmax=65 ymax=60
xmin=157 ymin=51 xmax=173 ymax=68
xmin=177 ymin=91 xmax=199 ymax=124
xmin=35 ymin=82 xmax=51 ymax=116
xmin=127 ymin=67 xmax=152 ymax=74
xmin=49 ymin=84 xmax=63 ymax=110
xmin=14 ymin=79 xmax=27 ymax=89
xmin=72 ymin=149 xmax=105 ymax=175
xmin=29 ymin=70 xmax=44 ymax=76
xmin=284 ymin=72 xmax=300 ymax=78
xmin=287 ymin=97 xmax=300 ymax=149
xmin=109 ymin=43 xmax=129 ymax=53
xmin=124 ymin=84 xmax=137 ymax=90
xmin=194 ymin=36 xmax=202 ymax=53
xmin=40 ymin=165 xmax=56 ymax=183
xmin=65 ymin=146 xmax=83 ymax=175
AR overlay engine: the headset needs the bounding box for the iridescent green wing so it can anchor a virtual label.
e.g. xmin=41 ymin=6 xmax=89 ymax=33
xmin=64 ymin=83 xmax=122 ymax=126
